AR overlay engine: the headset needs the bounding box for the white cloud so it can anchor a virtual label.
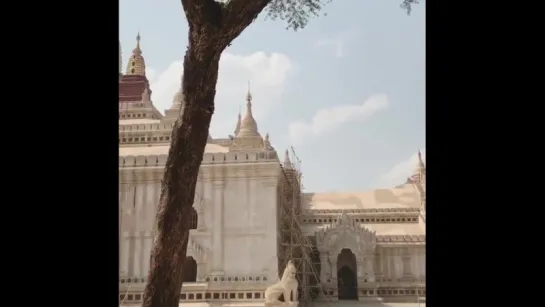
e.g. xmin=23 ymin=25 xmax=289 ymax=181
xmin=146 ymin=52 xmax=294 ymax=137
xmin=288 ymin=94 xmax=389 ymax=144
xmin=379 ymin=149 xmax=426 ymax=187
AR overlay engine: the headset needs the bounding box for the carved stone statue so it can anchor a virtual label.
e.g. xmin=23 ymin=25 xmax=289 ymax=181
xmin=265 ymin=260 xmax=298 ymax=306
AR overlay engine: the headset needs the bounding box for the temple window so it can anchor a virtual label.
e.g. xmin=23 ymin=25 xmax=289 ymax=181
xmin=189 ymin=208 xmax=198 ymax=229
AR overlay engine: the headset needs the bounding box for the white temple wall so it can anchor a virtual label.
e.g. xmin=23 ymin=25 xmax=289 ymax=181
xmin=219 ymin=173 xmax=279 ymax=279
xmin=410 ymin=246 xmax=425 ymax=280
xmin=120 ymin=168 xmax=220 ymax=280
xmin=394 ymin=248 xmax=403 ymax=278
xmin=375 ymin=246 xmax=425 ymax=281
xmin=120 ymin=175 xmax=162 ymax=279
xmin=118 ymin=162 xmax=281 ymax=280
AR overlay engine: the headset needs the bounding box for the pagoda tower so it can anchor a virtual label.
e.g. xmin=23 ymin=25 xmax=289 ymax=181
xmin=118 ymin=33 xmax=162 ymax=120
xmin=119 ymin=33 xmax=152 ymax=104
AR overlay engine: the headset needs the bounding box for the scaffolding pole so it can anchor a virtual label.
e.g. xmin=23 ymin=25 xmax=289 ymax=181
xmin=277 ymin=147 xmax=332 ymax=307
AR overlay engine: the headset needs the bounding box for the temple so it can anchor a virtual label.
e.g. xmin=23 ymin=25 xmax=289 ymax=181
xmin=119 ymin=35 xmax=426 ymax=307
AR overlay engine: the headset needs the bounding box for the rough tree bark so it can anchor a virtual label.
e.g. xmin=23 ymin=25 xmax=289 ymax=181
xmin=141 ymin=1 xmax=271 ymax=307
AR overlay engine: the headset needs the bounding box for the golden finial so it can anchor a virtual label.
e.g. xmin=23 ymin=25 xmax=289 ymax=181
xmin=133 ymin=32 xmax=142 ymax=55
xmin=246 ymin=80 xmax=252 ymax=102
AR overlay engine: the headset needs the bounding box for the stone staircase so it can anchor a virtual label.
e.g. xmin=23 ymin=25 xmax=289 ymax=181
xmin=188 ymin=236 xmax=209 ymax=262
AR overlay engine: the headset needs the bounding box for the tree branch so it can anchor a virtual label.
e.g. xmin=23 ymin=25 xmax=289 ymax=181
xmin=181 ymin=0 xmax=225 ymax=30
xmin=218 ymin=0 xmax=271 ymax=47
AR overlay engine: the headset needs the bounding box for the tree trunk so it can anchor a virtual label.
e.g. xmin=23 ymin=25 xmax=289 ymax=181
xmin=141 ymin=29 xmax=222 ymax=307
xmin=141 ymin=1 xmax=271 ymax=307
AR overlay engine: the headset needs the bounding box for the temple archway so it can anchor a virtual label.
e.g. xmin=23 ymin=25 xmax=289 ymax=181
xmin=337 ymin=249 xmax=358 ymax=300
xmin=182 ymin=256 xmax=197 ymax=282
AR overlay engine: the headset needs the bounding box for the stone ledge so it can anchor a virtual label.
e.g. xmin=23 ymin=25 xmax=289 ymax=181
xmin=264 ymin=302 xmax=298 ymax=307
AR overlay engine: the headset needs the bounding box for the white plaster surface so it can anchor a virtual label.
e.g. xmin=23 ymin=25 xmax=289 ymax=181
xmin=302 ymin=223 xmax=425 ymax=236
xmin=119 ymin=144 xmax=229 ymax=156
xmin=120 ymin=165 xmax=281 ymax=281
xmin=304 ymin=184 xmax=420 ymax=210
xmin=220 ymin=178 xmax=279 ymax=276
xmin=119 ymin=118 xmax=162 ymax=125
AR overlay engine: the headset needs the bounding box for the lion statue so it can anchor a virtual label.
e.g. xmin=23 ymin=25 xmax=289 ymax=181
xmin=265 ymin=260 xmax=298 ymax=305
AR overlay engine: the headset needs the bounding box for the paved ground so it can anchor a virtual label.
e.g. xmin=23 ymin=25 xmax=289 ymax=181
xmin=313 ymin=301 xmax=425 ymax=307
xmin=123 ymin=301 xmax=426 ymax=307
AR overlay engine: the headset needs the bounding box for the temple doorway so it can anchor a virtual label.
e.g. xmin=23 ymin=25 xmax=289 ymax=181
xmin=182 ymin=256 xmax=197 ymax=282
xmin=337 ymin=249 xmax=358 ymax=300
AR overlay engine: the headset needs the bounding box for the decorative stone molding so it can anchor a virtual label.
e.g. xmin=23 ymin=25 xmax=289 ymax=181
xmin=205 ymin=275 xmax=270 ymax=283
xmin=119 ymin=134 xmax=171 ymax=145
xmin=119 ymin=289 xmax=268 ymax=304
xmin=120 ymin=154 xmax=281 ymax=178
xmin=119 ymin=122 xmax=176 ymax=133
xmin=304 ymin=208 xmax=420 ymax=214
xmin=302 ymin=215 xmax=420 ymax=224
xmin=319 ymin=287 xmax=426 ymax=301
xmin=316 ymin=212 xmax=377 ymax=257
xmin=119 ymin=170 xmax=163 ymax=183
xmin=376 ymin=235 xmax=425 ymax=243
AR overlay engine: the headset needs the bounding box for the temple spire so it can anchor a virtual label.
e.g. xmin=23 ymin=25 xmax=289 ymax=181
xmin=234 ymin=105 xmax=241 ymax=135
xmin=246 ymin=81 xmax=252 ymax=102
xmin=171 ymin=74 xmax=185 ymax=109
xmin=136 ymin=32 xmax=141 ymax=50
xmin=284 ymin=149 xmax=292 ymax=168
xmin=263 ymin=133 xmax=273 ymax=150
xmin=407 ymin=149 xmax=426 ymax=184
xmin=163 ymin=74 xmax=187 ymax=122
xmin=126 ymin=32 xmax=146 ymax=76
xmin=416 ymin=149 xmax=425 ymax=170
xmin=235 ymin=82 xmax=260 ymax=138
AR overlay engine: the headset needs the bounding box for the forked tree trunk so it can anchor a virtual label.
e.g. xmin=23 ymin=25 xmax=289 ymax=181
xmin=141 ymin=1 xmax=271 ymax=307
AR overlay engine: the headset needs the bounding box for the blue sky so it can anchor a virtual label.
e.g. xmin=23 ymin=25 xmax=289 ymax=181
xmin=119 ymin=0 xmax=425 ymax=192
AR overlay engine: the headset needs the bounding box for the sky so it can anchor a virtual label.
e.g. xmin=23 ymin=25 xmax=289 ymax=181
xmin=119 ymin=0 xmax=425 ymax=192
